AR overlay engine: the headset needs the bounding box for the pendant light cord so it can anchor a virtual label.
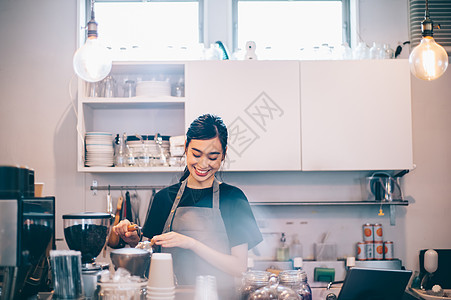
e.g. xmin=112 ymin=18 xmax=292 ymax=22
xmin=90 ymin=0 xmax=95 ymax=20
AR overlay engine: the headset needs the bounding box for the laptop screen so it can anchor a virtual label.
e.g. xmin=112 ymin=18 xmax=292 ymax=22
xmin=337 ymin=267 xmax=412 ymax=300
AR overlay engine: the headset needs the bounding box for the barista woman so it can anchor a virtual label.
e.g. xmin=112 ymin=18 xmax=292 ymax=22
xmin=113 ymin=114 xmax=262 ymax=298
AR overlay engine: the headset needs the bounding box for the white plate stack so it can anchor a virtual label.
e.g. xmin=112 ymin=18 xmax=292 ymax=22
xmin=169 ymin=135 xmax=185 ymax=167
xmin=85 ymin=132 xmax=114 ymax=167
xmin=136 ymin=80 xmax=171 ymax=97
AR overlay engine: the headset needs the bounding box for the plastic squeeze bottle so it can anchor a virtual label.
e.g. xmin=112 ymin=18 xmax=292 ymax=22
xmin=276 ymin=233 xmax=290 ymax=261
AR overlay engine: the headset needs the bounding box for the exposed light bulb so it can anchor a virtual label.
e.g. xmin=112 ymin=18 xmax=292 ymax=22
xmin=73 ymin=36 xmax=112 ymax=82
xmin=73 ymin=6 xmax=112 ymax=83
xmin=409 ymin=0 xmax=448 ymax=81
xmin=409 ymin=36 xmax=448 ymax=81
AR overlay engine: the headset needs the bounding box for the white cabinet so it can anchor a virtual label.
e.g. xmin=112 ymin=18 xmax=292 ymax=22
xmin=185 ymin=61 xmax=302 ymax=171
xmin=77 ymin=62 xmax=186 ymax=172
xmin=300 ymin=59 xmax=413 ymax=171
xmin=76 ymin=60 xmax=413 ymax=173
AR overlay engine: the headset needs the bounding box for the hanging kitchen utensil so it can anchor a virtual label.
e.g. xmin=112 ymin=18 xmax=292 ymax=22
xmin=106 ymin=185 xmax=113 ymax=216
xmin=107 ymin=196 xmax=123 ymax=248
xmin=130 ymin=191 xmax=140 ymax=225
xmin=125 ymin=191 xmax=133 ymax=222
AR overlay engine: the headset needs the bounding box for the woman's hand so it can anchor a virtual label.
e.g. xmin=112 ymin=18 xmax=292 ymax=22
xmin=152 ymin=231 xmax=196 ymax=250
xmin=113 ymin=219 xmax=140 ymax=246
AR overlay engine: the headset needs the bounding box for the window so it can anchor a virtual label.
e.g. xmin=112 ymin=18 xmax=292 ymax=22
xmin=409 ymin=0 xmax=451 ymax=55
xmin=232 ymin=0 xmax=350 ymax=59
xmin=82 ymin=0 xmax=350 ymax=60
xmin=92 ymin=0 xmax=202 ymax=60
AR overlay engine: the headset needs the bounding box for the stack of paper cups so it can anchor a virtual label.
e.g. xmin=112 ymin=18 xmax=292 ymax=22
xmin=147 ymin=253 xmax=175 ymax=300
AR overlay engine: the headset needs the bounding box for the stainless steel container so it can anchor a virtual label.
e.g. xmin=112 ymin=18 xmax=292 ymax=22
xmin=110 ymin=248 xmax=151 ymax=278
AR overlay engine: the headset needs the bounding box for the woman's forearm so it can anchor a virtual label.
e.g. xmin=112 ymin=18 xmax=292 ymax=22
xmin=190 ymin=241 xmax=248 ymax=277
xmin=153 ymin=232 xmax=248 ymax=277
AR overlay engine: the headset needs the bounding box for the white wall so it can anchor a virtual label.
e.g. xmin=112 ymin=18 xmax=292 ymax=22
xmin=1 ymin=0 xmax=450 ymax=272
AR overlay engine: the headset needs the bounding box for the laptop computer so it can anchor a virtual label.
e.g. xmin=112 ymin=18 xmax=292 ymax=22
xmin=337 ymin=267 xmax=412 ymax=300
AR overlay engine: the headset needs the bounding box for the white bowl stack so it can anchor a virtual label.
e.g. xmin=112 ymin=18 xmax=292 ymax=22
xmin=169 ymin=135 xmax=185 ymax=167
xmin=85 ymin=132 xmax=114 ymax=167
xmin=136 ymin=80 xmax=171 ymax=97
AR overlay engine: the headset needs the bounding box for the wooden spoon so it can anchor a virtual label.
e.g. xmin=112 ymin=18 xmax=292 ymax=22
xmin=107 ymin=196 xmax=123 ymax=248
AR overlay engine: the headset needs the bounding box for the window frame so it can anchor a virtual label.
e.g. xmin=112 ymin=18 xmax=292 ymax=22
xmin=85 ymin=0 xmax=204 ymax=44
xmin=231 ymin=0 xmax=351 ymax=52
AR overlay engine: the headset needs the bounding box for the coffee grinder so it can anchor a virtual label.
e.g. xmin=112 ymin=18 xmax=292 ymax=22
xmin=62 ymin=212 xmax=112 ymax=299
xmin=0 ymin=165 xmax=55 ymax=300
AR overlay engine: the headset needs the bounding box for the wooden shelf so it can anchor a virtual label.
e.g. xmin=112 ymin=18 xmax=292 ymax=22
xmin=249 ymin=200 xmax=408 ymax=226
xmin=78 ymin=166 xmax=185 ymax=173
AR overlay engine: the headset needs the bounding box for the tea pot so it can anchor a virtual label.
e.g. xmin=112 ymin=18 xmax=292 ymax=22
xmin=366 ymin=172 xmax=403 ymax=201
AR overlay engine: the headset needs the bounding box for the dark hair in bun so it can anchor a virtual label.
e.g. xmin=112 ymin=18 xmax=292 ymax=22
xmin=180 ymin=114 xmax=228 ymax=182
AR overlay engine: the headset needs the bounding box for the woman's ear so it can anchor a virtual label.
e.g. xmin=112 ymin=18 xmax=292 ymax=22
xmin=222 ymin=146 xmax=227 ymax=161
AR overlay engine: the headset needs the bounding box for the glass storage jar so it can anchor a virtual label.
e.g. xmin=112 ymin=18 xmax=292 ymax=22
xmin=248 ymin=275 xmax=300 ymax=300
xmin=97 ymin=280 xmax=147 ymax=300
xmin=239 ymin=270 xmax=271 ymax=300
xmin=278 ymin=270 xmax=312 ymax=300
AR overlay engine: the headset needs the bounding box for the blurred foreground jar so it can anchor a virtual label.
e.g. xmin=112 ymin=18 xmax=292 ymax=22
xmin=239 ymin=270 xmax=271 ymax=300
xmin=279 ymin=270 xmax=312 ymax=300
xmin=97 ymin=280 xmax=147 ymax=299
xmin=248 ymin=275 xmax=300 ymax=300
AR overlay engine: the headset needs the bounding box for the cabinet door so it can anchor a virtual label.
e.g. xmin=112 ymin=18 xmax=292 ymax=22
xmin=300 ymin=60 xmax=413 ymax=171
xmin=186 ymin=61 xmax=301 ymax=171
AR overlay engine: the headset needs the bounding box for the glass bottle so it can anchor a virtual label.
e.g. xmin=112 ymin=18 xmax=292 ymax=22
xmin=123 ymin=80 xmax=136 ymax=97
xmin=114 ymin=133 xmax=126 ymax=167
xmin=290 ymin=235 xmax=303 ymax=259
xmin=383 ymin=44 xmax=395 ymax=59
xmin=174 ymin=77 xmax=185 ymax=97
xmin=353 ymin=42 xmax=369 ymax=60
xmin=277 ymin=233 xmax=290 ymax=261
xmin=369 ymin=42 xmax=383 ymax=59
xmin=239 ymin=270 xmax=271 ymax=300
xmin=278 ymin=270 xmax=312 ymax=300
xmin=126 ymin=144 xmax=136 ymax=167
xmin=102 ymin=75 xmax=117 ymax=97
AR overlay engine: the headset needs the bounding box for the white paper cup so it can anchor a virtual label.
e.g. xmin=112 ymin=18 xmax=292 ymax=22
xmin=148 ymin=253 xmax=175 ymax=289
xmin=147 ymin=296 xmax=175 ymax=300
xmin=148 ymin=288 xmax=175 ymax=291
xmin=147 ymin=290 xmax=176 ymax=297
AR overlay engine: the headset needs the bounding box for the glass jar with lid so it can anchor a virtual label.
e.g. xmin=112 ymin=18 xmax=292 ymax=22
xmin=248 ymin=275 xmax=300 ymax=300
xmin=278 ymin=270 xmax=312 ymax=300
xmin=239 ymin=270 xmax=272 ymax=300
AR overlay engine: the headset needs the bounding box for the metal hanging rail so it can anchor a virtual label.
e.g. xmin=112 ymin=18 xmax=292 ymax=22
xmin=90 ymin=184 xmax=166 ymax=192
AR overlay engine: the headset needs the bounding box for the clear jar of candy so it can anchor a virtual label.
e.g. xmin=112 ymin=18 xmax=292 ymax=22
xmin=248 ymin=275 xmax=300 ymax=300
xmin=278 ymin=270 xmax=312 ymax=300
xmin=239 ymin=270 xmax=271 ymax=300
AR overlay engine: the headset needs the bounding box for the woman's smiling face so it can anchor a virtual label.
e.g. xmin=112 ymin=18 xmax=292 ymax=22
xmin=185 ymin=137 xmax=225 ymax=188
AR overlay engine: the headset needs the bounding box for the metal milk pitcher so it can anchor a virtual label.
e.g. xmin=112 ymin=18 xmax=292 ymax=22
xmin=366 ymin=172 xmax=403 ymax=201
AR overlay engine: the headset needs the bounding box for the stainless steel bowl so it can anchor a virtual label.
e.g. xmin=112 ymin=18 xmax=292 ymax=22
xmin=110 ymin=248 xmax=151 ymax=278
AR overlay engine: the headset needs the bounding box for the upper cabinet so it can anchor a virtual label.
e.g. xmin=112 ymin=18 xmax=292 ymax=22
xmin=300 ymin=60 xmax=413 ymax=171
xmin=185 ymin=61 xmax=302 ymax=171
xmin=76 ymin=60 xmax=413 ymax=173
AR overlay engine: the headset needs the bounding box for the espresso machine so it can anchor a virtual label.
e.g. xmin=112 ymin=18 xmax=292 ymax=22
xmin=0 ymin=166 xmax=55 ymax=300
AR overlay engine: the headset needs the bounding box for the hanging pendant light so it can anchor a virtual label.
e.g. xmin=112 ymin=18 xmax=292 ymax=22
xmin=73 ymin=0 xmax=112 ymax=83
xmin=409 ymin=0 xmax=448 ymax=81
